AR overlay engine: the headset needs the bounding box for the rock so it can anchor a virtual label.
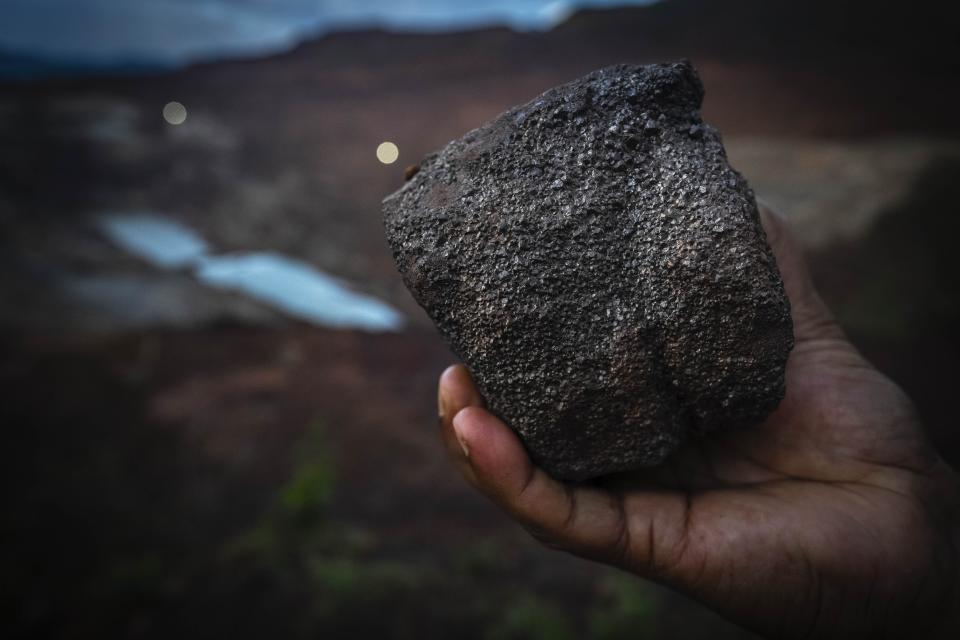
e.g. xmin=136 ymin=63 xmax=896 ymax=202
xmin=383 ymin=62 xmax=794 ymax=481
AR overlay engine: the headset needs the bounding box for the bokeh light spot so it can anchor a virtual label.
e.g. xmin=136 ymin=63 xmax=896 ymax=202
xmin=163 ymin=101 xmax=187 ymax=125
xmin=377 ymin=141 xmax=399 ymax=164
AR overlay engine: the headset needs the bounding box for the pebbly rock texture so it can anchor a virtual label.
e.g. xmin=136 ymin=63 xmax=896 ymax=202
xmin=383 ymin=62 xmax=794 ymax=481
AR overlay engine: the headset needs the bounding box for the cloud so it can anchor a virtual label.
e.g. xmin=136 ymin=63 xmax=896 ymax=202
xmin=0 ymin=0 xmax=656 ymax=63
xmin=0 ymin=0 xmax=311 ymax=62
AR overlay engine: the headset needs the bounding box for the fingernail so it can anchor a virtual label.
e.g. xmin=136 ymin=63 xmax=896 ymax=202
xmin=457 ymin=433 xmax=470 ymax=458
xmin=452 ymin=414 xmax=470 ymax=458
xmin=438 ymin=383 xmax=449 ymax=421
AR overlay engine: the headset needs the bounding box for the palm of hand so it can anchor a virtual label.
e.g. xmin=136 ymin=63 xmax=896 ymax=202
xmin=609 ymin=330 xmax=956 ymax=638
xmin=438 ymin=209 xmax=959 ymax=638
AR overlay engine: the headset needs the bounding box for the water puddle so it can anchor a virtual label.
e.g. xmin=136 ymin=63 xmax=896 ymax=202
xmin=98 ymin=213 xmax=403 ymax=331
xmin=100 ymin=214 xmax=208 ymax=268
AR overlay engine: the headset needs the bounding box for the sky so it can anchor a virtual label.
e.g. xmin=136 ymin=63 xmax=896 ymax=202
xmin=0 ymin=0 xmax=657 ymax=64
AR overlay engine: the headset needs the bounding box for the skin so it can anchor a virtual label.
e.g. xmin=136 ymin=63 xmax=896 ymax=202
xmin=437 ymin=207 xmax=960 ymax=638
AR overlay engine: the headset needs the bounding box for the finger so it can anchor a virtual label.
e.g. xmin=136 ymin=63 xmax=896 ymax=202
xmin=451 ymin=405 xmax=665 ymax=567
xmin=757 ymin=203 xmax=845 ymax=343
xmin=438 ymin=364 xmax=484 ymax=421
xmin=438 ymin=364 xmax=484 ymax=485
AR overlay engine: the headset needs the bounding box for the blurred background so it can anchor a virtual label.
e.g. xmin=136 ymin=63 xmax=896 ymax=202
xmin=1 ymin=1 xmax=958 ymax=638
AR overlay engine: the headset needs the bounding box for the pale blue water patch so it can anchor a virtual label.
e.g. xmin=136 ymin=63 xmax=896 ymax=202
xmin=195 ymin=253 xmax=403 ymax=330
xmin=97 ymin=213 xmax=403 ymax=331
xmin=100 ymin=214 xmax=208 ymax=268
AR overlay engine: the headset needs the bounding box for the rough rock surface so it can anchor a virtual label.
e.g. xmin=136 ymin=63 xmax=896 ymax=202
xmin=383 ymin=62 xmax=794 ymax=481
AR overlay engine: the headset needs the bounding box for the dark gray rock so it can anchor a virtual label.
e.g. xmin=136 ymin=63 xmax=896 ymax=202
xmin=383 ymin=62 xmax=793 ymax=481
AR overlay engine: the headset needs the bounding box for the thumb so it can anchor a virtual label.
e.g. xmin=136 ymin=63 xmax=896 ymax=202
xmin=448 ymin=401 xmax=692 ymax=579
xmin=450 ymin=406 xmax=629 ymax=560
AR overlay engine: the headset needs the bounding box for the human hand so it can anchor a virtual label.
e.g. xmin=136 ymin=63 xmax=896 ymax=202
xmin=437 ymin=206 xmax=960 ymax=638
